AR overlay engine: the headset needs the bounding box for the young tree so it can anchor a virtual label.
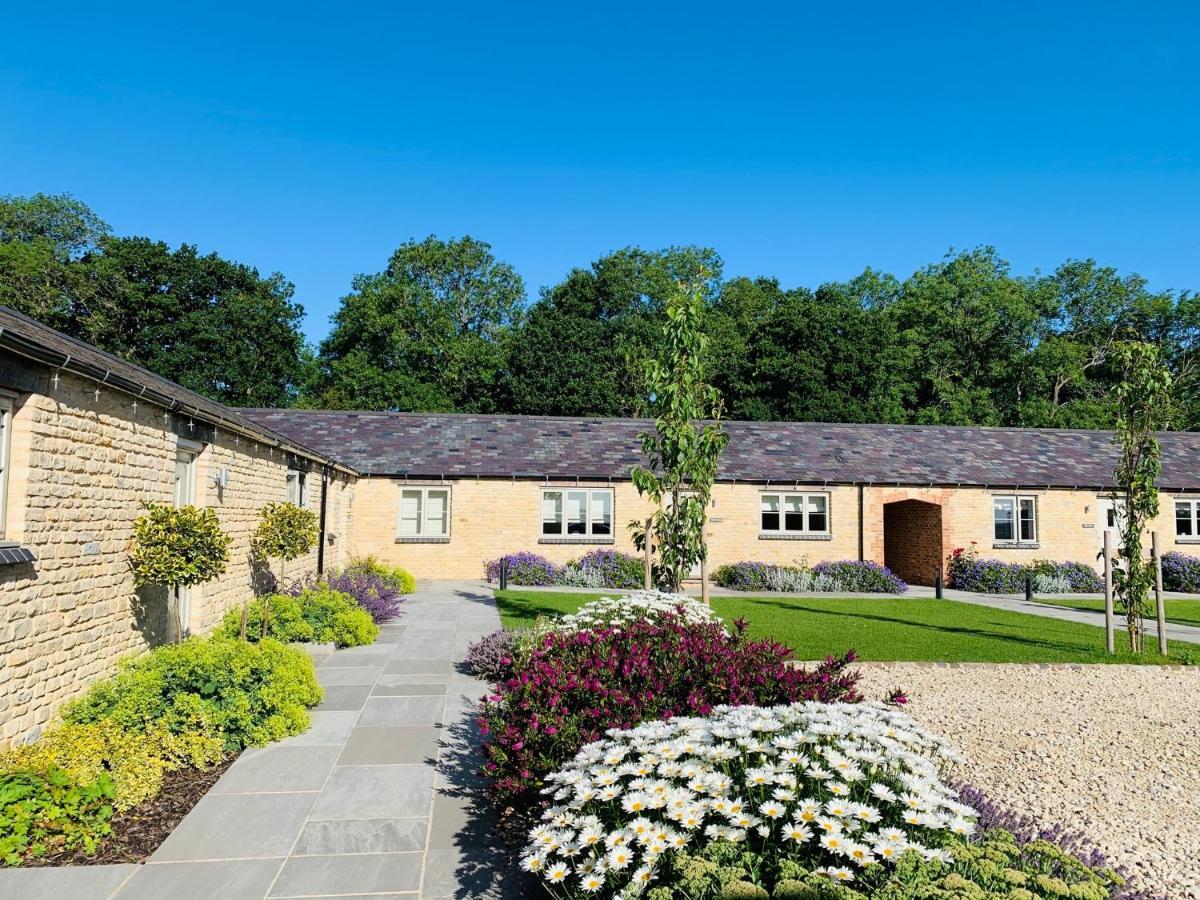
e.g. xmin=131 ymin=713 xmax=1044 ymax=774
xmin=128 ymin=503 xmax=231 ymax=643
xmin=630 ymin=276 xmax=729 ymax=593
xmin=252 ymin=502 xmax=318 ymax=637
xmin=1110 ymin=340 xmax=1173 ymax=653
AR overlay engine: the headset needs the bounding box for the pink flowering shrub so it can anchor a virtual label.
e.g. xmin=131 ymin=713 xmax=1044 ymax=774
xmin=479 ymin=616 xmax=861 ymax=806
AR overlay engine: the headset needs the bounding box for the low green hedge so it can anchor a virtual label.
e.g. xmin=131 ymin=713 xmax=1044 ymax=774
xmin=62 ymin=637 xmax=323 ymax=751
xmin=346 ymin=555 xmax=416 ymax=594
xmin=219 ymin=585 xmax=379 ymax=648
xmin=2 ymin=634 xmax=323 ymax=865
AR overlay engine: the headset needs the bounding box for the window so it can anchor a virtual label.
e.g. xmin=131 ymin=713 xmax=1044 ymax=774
xmin=0 ymin=396 xmax=11 ymax=539
xmin=993 ymin=495 xmax=1036 ymax=543
xmin=286 ymin=468 xmax=307 ymax=506
xmin=759 ymin=492 xmax=829 ymax=534
xmin=397 ymin=486 xmax=450 ymax=538
xmin=1176 ymin=500 xmax=1200 ymax=538
xmin=541 ymin=489 xmax=613 ymax=538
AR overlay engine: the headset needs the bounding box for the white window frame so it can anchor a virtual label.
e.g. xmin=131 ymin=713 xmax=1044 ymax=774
xmin=993 ymin=494 xmax=1037 ymax=544
xmin=759 ymin=491 xmax=830 ymax=535
xmin=540 ymin=488 xmax=614 ymax=540
xmin=286 ymin=468 xmax=307 ymax=507
xmin=396 ymin=485 xmax=451 ymax=539
xmin=1175 ymin=498 xmax=1200 ymax=540
xmin=0 ymin=395 xmax=12 ymax=541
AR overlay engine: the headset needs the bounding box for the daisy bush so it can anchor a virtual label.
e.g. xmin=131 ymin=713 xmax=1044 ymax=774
xmin=480 ymin=616 xmax=860 ymax=805
xmin=545 ymin=592 xmax=724 ymax=636
xmin=523 ymin=701 xmax=973 ymax=898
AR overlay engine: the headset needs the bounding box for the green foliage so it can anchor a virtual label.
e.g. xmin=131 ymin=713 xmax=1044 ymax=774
xmin=128 ymin=502 xmax=231 ymax=590
xmin=1110 ymin=340 xmax=1174 ymax=653
xmin=345 ymin=554 xmax=416 ymax=593
xmin=0 ymin=194 xmax=308 ymax=406
xmin=630 ymin=275 xmax=729 ymax=591
xmin=62 ymin=637 xmax=323 ymax=751
xmin=638 ymin=828 xmax=1125 ymax=899
xmin=304 ymin=235 xmax=525 ymax=412
xmin=0 ymin=768 xmax=115 ymax=866
xmin=219 ymin=587 xmax=379 ymax=647
xmin=0 ymin=719 xmax=222 ymax=811
xmin=254 ymin=502 xmax=318 ymax=564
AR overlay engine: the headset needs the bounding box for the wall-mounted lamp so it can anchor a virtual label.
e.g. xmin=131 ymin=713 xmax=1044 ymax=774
xmin=212 ymin=468 xmax=231 ymax=489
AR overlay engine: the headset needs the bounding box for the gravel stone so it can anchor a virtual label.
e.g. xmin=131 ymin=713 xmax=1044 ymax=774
xmin=856 ymin=664 xmax=1200 ymax=898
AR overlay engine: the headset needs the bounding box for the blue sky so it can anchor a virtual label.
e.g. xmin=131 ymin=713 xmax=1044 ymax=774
xmin=3 ymin=1 xmax=1197 ymax=342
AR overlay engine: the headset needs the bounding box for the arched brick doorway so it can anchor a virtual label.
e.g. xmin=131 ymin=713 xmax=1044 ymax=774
xmin=883 ymin=499 xmax=943 ymax=586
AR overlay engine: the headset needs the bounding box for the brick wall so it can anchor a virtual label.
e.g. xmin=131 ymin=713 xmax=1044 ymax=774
xmin=882 ymin=500 xmax=944 ymax=586
xmin=0 ymin=370 xmax=345 ymax=746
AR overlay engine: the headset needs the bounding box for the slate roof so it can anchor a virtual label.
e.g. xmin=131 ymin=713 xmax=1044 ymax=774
xmin=237 ymin=409 xmax=1200 ymax=490
xmin=0 ymin=305 xmax=341 ymax=468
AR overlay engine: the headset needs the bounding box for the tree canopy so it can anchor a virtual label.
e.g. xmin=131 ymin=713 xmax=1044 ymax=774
xmin=3 ymin=193 xmax=1197 ymax=430
xmin=0 ymin=193 xmax=308 ymax=406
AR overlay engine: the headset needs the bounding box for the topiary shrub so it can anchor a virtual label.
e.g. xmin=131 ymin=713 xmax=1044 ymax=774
xmin=220 ymin=586 xmax=378 ymax=648
xmin=62 ymin=637 xmax=323 ymax=751
xmin=0 ymin=719 xmax=223 ymax=812
xmin=128 ymin=502 xmax=232 ymax=640
xmin=0 ymin=768 xmax=115 ymax=865
xmin=251 ymin=501 xmax=320 ymax=637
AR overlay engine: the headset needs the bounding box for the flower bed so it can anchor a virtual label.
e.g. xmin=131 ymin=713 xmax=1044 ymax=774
xmin=712 ymin=560 xmax=907 ymax=594
xmin=522 ymin=701 xmax=972 ymax=897
xmin=220 ymin=584 xmax=379 ymax=647
xmin=480 ymin=614 xmax=861 ymax=805
xmin=1161 ymin=551 xmax=1200 ymax=593
xmin=289 ymin=558 xmax=410 ymax=623
xmin=486 ymin=549 xmax=646 ymax=590
xmin=1 ymin=636 xmax=323 ymax=865
xmin=947 ymin=546 xmax=1103 ymax=594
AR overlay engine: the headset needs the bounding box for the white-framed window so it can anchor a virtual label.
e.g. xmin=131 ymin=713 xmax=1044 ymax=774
xmin=541 ymin=488 xmax=613 ymax=538
xmin=0 ymin=395 xmax=12 ymax=540
xmin=1175 ymin=499 xmax=1200 ymax=539
xmin=286 ymin=468 xmax=307 ymax=507
xmin=397 ymin=486 xmax=450 ymax=538
xmin=993 ymin=495 xmax=1036 ymax=543
xmin=759 ymin=492 xmax=829 ymax=534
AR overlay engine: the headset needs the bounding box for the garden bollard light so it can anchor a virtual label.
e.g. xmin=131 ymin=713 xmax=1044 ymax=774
xmin=1025 ymin=574 xmax=1033 ymax=603
xmin=934 ymin=571 xmax=943 ymax=599
xmin=499 ymin=557 xmax=508 ymax=591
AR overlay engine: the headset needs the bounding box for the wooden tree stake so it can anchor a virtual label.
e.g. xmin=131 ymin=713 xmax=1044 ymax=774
xmin=1103 ymin=529 xmax=1115 ymax=654
xmin=643 ymin=516 xmax=653 ymax=591
xmin=1153 ymin=531 xmax=1167 ymax=655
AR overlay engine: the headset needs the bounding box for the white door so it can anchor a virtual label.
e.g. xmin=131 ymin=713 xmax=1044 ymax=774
xmin=173 ymin=446 xmax=199 ymax=636
xmin=1097 ymin=498 xmax=1126 ymax=573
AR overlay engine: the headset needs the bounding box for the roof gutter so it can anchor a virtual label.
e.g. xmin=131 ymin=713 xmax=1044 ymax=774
xmin=0 ymin=326 xmax=357 ymax=478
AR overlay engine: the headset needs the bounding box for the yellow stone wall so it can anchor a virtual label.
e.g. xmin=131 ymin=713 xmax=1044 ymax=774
xmin=0 ymin=371 xmax=351 ymax=746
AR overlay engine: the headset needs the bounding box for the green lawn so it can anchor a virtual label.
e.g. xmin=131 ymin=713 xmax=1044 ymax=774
xmin=1031 ymin=595 xmax=1200 ymax=629
xmin=494 ymin=590 xmax=1189 ymax=664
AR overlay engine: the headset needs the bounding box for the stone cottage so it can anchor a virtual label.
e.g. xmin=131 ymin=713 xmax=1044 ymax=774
xmin=4 ymin=303 xmax=1200 ymax=744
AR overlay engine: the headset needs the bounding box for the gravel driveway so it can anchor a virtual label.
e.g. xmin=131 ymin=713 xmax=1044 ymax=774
xmin=855 ymin=664 xmax=1200 ymax=899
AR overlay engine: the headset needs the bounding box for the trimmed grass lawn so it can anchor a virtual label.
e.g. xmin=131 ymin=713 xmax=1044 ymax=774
xmin=494 ymin=590 xmax=1188 ymax=664
xmin=1031 ymin=595 xmax=1200 ymax=629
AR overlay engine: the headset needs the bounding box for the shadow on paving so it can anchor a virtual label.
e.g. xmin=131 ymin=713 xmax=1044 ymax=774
xmin=436 ymin=695 xmax=537 ymax=899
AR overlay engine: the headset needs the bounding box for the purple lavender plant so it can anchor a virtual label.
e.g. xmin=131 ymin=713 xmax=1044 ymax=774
xmin=464 ymin=629 xmax=520 ymax=682
xmin=484 ymin=551 xmax=563 ymax=586
xmin=1161 ymin=551 xmax=1200 ymax=593
xmin=286 ymin=570 xmax=403 ymax=623
xmin=812 ymin=559 xmax=907 ymax=593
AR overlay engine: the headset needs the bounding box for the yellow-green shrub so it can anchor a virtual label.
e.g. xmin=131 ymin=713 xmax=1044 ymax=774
xmin=346 ymin=555 xmax=416 ymax=593
xmin=0 ymin=719 xmax=222 ymax=811
xmin=219 ymin=586 xmax=378 ymax=647
xmin=63 ymin=637 xmax=323 ymax=751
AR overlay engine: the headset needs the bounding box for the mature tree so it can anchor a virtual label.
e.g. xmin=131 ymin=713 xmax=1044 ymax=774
xmin=87 ymin=237 xmax=307 ymax=406
xmin=1109 ymin=341 xmax=1173 ymax=653
xmin=308 ymin=236 xmax=524 ymax=411
xmin=631 ymin=275 xmax=728 ymax=592
xmin=504 ymin=246 xmax=722 ymax=416
xmin=0 ymin=193 xmax=119 ymax=339
xmin=0 ymin=194 xmax=309 ymax=406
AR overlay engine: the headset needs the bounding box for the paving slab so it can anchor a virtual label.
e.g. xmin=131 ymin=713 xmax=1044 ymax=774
xmin=315 ymin=684 xmax=373 ymax=711
xmin=213 ymin=745 xmax=341 ymax=794
xmin=292 ymin=817 xmax=428 ymax=855
xmin=0 ymin=863 xmax=138 ymax=900
xmin=358 ymin=695 xmax=445 ymax=727
xmin=270 ymin=851 xmax=424 ymax=896
xmin=337 ymin=726 xmax=441 ymax=765
xmin=276 ymin=710 xmax=360 ymax=747
xmin=116 ymin=858 xmax=284 ymax=900
xmin=309 ymin=764 xmax=435 ymax=819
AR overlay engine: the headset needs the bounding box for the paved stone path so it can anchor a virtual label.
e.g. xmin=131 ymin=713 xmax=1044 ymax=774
xmin=0 ymin=582 xmax=516 ymax=900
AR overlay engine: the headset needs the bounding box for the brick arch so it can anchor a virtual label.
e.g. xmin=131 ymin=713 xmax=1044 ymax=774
xmin=864 ymin=487 xmax=954 ymax=586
